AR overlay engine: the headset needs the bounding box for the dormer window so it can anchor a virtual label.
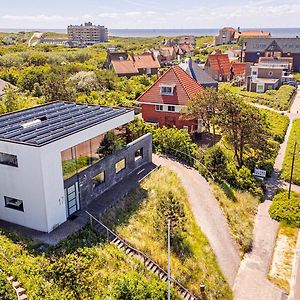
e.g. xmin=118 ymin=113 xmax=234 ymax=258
xmin=160 ymin=84 xmax=175 ymax=95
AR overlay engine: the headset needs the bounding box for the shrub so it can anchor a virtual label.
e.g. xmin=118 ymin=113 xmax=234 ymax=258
xmin=112 ymin=273 xmax=178 ymax=300
xmin=204 ymin=146 xmax=227 ymax=181
xmin=269 ymin=191 xmax=300 ymax=227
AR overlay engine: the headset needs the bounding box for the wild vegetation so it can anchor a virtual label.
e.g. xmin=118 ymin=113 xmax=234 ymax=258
xmin=281 ymin=119 xmax=300 ymax=185
xmin=0 ymin=168 xmax=232 ymax=300
xmin=102 ymin=167 xmax=232 ymax=299
xmin=212 ymin=182 xmax=259 ymax=254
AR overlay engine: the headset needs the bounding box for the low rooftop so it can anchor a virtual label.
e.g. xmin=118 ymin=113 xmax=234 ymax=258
xmin=0 ymin=101 xmax=129 ymax=147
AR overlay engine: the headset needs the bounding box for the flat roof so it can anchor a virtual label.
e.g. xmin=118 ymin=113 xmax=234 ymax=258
xmin=0 ymin=101 xmax=130 ymax=147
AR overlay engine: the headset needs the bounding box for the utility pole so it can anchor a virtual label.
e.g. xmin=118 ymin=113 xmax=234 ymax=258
xmin=288 ymin=141 xmax=297 ymax=199
xmin=168 ymin=219 xmax=171 ymax=300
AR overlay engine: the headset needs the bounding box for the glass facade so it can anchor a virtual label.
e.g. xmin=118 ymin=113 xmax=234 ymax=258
xmin=61 ymin=129 xmax=126 ymax=180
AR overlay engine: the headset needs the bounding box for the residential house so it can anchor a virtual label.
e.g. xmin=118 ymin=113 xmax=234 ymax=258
xmin=40 ymin=38 xmax=68 ymax=45
xmin=108 ymin=51 xmax=160 ymax=77
xmin=214 ymin=27 xmax=271 ymax=45
xmin=137 ymin=66 xmax=204 ymax=132
xmin=179 ymin=58 xmax=218 ymax=89
xmin=231 ymin=62 xmax=246 ymax=82
xmin=179 ymin=43 xmax=194 ymax=57
xmin=232 ymin=30 xmax=271 ymax=44
xmin=214 ymin=27 xmax=236 ymax=45
xmin=258 ymin=57 xmax=293 ymax=73
xmin=0 ymin=79 xmax=17 ymax=100
xmin=242 ymin=38 xmax=300 ymax=72
xmin=152 ymin=46 xmax=184 ymax=66
xmin=105 ymin=50 xmax=129 ymax=69
xmin=246 ymin=65 xmax=284 ymax=93
xmin=178 ymin=36 xmax=196 ymax=47
xmin=204 ymin=53 xmax=231 ymax=81
xmin=0 ymin=101 xmax=152 ymax=232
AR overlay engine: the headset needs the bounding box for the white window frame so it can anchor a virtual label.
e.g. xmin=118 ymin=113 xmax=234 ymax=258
xmin=159 ymin=84 xmax=175 ymax=96
xmin=155 ymin=105 xmax=163 ymax=111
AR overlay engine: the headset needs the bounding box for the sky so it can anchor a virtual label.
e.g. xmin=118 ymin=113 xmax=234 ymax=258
xmin=0 ymin=0 xmax=299 ymax=29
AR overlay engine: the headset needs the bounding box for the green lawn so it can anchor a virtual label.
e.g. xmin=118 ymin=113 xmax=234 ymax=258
xmin=220 ymin=83 xmax=295 ymax=111
xmin=103 ymin=167 xmax=232 ymax=300
xmin=260 ymin=109 xmax=290 ymax=143
xmin=281 ymin=119 xmax=300 ymax=185
xmin=212 ymin=182 xmax=259 ymax=255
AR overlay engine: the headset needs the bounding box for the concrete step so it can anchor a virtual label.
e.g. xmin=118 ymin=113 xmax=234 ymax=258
xmin=16 ymin=287 xmax=25 ymax=295
xmin=12 ymin=281 xmax=20 ymax=289
xmin=19 ymin=294 xmax=28 ymax=300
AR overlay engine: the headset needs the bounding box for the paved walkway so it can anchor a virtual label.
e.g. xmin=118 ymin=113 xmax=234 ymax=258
xmin=233 ymin=86 xmax=300 ymax=300
xmin=153 ymin=154 xmax=240 ymax=287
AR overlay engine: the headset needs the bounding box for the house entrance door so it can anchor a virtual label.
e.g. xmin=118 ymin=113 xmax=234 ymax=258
xmin=65 ymin=182 xmax=80 ymax=217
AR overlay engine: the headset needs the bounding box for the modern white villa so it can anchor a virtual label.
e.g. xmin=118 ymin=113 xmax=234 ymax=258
xmin=0 ymin=102 xmax=152 ymax=233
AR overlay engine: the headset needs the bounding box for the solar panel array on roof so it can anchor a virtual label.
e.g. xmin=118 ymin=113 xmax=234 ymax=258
xmin=0 ymin=101 xmax=129 ymax=146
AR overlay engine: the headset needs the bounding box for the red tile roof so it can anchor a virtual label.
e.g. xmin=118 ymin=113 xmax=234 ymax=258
xmin=111 ymin=52 xmax=160 ymax=75
xmin=231 ymin=63 xmax=246 ymax=76
xmin=111 ymin=60 xmax=139 ymax=75
xmin=206 ymin=53 xmax=231 ymax=76
xmin=137 ymin=66 xmax=204 ymax=106
xmin=131 ymin=53 xmax=161 ymax=69
xmin=234 ymin=30 xmax=271 ymax=39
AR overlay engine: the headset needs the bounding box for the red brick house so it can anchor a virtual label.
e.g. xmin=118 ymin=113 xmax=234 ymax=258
xmin=137 ymin=66 xmax=204 ymax=132
xmin=204 ymin=53 xmax=231 ymax=81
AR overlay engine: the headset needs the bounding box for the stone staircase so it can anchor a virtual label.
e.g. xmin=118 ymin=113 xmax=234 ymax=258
xmin=86 ymin=211 xmax=199 ymax=300
xmin=7 ymin=276 xmax=28 ymax=300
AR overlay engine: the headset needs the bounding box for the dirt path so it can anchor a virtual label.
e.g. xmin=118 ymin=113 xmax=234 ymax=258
xmin=153 ymin=154 xmax=240 ymax=287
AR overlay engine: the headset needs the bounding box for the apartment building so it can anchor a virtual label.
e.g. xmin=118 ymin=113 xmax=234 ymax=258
xmin=67 ymin=22 xmax=108 ymax=45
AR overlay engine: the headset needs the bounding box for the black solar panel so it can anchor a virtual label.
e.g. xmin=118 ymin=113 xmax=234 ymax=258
xmin=0 ymin=101 xmax=130 ymax=146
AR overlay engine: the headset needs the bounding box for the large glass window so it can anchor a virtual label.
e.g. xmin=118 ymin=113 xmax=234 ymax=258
xmin=61 ymin=130 xmax=126 ymax=180
xmin=0 ymin=152 xmax=18 ymax=167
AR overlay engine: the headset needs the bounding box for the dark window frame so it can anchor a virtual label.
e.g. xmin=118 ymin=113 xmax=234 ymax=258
xmin=4 ymin=196 xmax=24 ymax=212
xmin=0 ymin=152 xmax=18 ymax=167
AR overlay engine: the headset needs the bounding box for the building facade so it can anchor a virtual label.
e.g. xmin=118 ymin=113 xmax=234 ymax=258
xmin=137 ymin=66 xmax=204 ymax=133
xmin=0 ymin=102 xmax=152 ymax=232
xmin=242 ymin=38 xmax=300 ymax=72
xmin=67 ymin=22 xmax=108 ymax=45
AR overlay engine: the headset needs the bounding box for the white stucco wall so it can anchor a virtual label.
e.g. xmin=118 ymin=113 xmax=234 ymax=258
xmin=0 ymin=142 xmax=48 ymax=231
xmin=0 ymin=110 xmax=134 ymax=233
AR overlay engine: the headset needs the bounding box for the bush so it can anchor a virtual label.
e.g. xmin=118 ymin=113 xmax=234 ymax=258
xmin=112 ymin=273 xmax=178 ymax=300
xmin=269 ymin=191 xmax=300 ymax=227
xmin=204 ymin=146 xmax=227 ymax=181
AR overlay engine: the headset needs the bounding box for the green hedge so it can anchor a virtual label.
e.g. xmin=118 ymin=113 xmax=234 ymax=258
xmin=269 ymin=191 xmax=300 ymax=227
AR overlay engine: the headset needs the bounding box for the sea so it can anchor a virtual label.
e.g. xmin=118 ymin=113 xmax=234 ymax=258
xmin=0 ymin=28 xmax=300 ymax=38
